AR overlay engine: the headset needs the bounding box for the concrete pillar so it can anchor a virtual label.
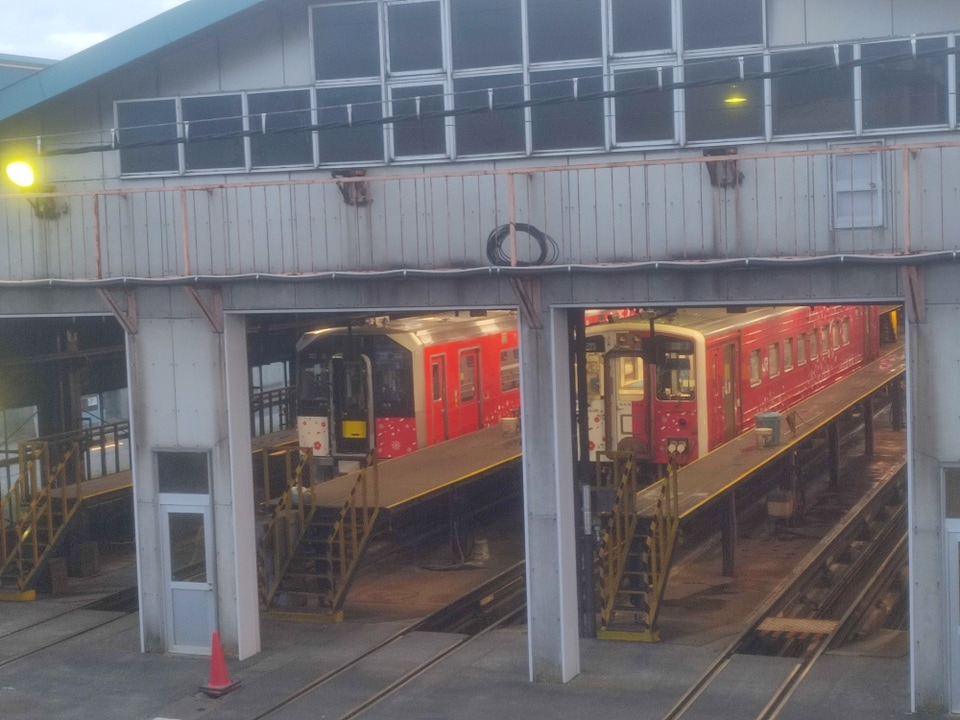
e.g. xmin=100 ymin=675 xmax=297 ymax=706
xmin=519 ymin=305 xmax=580 ymax=683
xmin=128 ymin=308 xmax=258 ymax=658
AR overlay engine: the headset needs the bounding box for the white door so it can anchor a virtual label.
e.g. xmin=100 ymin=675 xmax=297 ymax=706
xmin=161 ymin=502 xmax=216 ymax=655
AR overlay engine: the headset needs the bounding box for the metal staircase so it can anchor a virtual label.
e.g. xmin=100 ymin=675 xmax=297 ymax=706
xmin=0 ymin=442 xmax=84 ymax=595
xmin=596 ymin=453 xmax=680 ymax=641
xmin=259 ymin=448 xmax=380 ymax=619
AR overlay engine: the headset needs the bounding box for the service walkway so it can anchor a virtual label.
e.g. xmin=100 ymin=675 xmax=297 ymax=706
xmin=638 ymin=344 xmax=906 ymax=519
xmin=307 ymin=424 xmax=523 ymax=515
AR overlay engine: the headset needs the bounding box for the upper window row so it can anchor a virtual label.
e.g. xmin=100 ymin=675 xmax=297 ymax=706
xmin=313 ymin=0 xmax=764 ymax=79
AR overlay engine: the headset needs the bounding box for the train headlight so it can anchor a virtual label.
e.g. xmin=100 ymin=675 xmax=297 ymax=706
xmin=665 ymin=437 xmax=690 ymax=456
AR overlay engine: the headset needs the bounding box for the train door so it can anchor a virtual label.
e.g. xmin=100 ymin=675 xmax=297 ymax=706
xmin=722 ymin=342 xmax=738 ymax=441
xmin=604 ymin=352 xmax=650 ymax=455
xmin=428 ymin=355 xmax=449 ymax=444
xmin=331 ymin=355 xmax=373 ymax=456
xmin=458 ymin=349 xmax=482 ymax=434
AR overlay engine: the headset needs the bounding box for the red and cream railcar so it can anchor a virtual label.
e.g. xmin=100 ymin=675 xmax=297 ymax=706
xmin=585 ymin=305 xmax=882 ymax=473
xmin=296 ymin=312 xmax=519 ymax=470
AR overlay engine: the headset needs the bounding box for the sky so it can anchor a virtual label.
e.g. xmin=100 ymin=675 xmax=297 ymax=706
xmin=0 ymin=0 xmax=189 ymax=60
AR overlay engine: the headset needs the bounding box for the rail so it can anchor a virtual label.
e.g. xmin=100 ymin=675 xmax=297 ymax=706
xmin=4 ymin=141 xmax=960 ymax=282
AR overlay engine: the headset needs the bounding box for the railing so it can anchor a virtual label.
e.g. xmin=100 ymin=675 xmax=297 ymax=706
xmin=3 ymin=140 xmax=960 ymax=282
xmin=641 ymin=461 xmax=681 ymax=636
xmin=327 ymin=449 xmax=380 ymax=611
xmin=20 ymin=421 xmax=131 ymax=482
xmin=0 ymin=441 xmax=84 ymax=591
xmin=252 ymin=441 xmax=302 ymax=507
xmin=597 ymin=451 xmax=640 ymax=630
xmin=250 ymin=386 xmax=296 ymax=437
xmin=259 ymin=447 xmax=314 ymax=609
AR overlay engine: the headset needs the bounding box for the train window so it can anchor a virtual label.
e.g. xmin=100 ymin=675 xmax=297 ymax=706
xmin=617 ymin=355 xmax=645 ymax=398
xmin=768 ymin=343 xmax=780 ymax=379
xmin=500 ymin=348 xmax=520 ymax=392
xmin=460 ymin=353 xmax=477 ymax=402
xmin=783 ymin=338 xmax=794 ymax=371
xmin=797 ymin=334 xmax=807 ymax=365
xmin=808 ymin=330 xmax=818 ymax=359
xmin=587 ymin=356 xmax=604 ymax=401
xmin=298 ymin=360 xmax=331 ymax=416
xmin=841 ymin=317 xmax=851 ymax=346
xmin=820 ymin=326 xmax=830 ymax=355
xmin=431 ymin=363 xmax=443 ymax=401
xmin=830 ymin=321 xmax=840 ymax=351
xmin=374 ymin=348 xmax=414 ymax=417
xmin=749 ymin=349 xmax=762 ymax=386
xmin=656 ymin=351 xmax=694 ymax=401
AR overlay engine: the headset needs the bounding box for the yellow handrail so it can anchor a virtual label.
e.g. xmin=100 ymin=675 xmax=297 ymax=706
xmin=328 ymin=449 xmax=380 ymax=610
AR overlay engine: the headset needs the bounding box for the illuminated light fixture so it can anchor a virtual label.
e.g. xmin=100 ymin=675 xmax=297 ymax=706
xmin=724 ymin=87 xmax=748 ymax=105
xmin=6 ymin=160 xmax=35 ymax=188
xmin=3 ymin=159 xmax=63 ymax=220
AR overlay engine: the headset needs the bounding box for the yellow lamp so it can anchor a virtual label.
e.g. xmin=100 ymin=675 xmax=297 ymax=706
xmin=6 ymin=160 xmax=36 ymax=188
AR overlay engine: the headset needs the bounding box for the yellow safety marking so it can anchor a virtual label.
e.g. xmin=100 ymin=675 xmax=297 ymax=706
xmin=757 ymin=617 xmax=837 ymax=635
xmin=0 ymin=589 xmax=36 ymax=602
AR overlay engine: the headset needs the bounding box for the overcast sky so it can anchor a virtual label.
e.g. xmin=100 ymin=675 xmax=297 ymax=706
xmin=0 ymin=0 xmax=189 ymax=60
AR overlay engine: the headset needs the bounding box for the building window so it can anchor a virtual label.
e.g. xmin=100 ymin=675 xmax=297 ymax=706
xmin=684 ymin=55 xmax=764 ymax=142
xmin=681 ymin=0 xmax=764 ymax=51
xmin=527 ymin=0 xmax=601 ymax=63
xmin=317 ymin=86 xmax=384 ymax=164
xmin=862 ymin=37 xmax=948 ymax=130
xmin=749 ymin=348 xmax=762 ymax=386
xmin=454 ymin=75 xmax=526 ymax=156
xmin=611 ymin=0 xmax=672 ymax=54
xmin=390 ymin=84 xmax=447 ymax=158
xmin=500 ymin=348 xmax=520 ymax=392
xmin=771 ymin=46 xmax=854 ymax=136
xmin=451 ymin=0 xmax=522 ymax=69
xmin=530 ymin=69 xmax=605 ymax=151
xmin=182 ymin=95 xmax=244 ymax=171
xmin=312 ymin=2 xmax=381 ymax=80
xmin=387 ymin=1 xmax=443 ymax=73
xmin=614 ymin=68 xmax=675 ymax=144
xmin=248 ymin=90 xmax=314 ymax=168
xmin=117 ymin=99 xmax=180 ymax=174
xmin=832 ymin=147 xmax=883 ymax=229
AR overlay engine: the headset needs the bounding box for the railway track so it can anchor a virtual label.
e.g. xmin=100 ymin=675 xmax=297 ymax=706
xmin=252 ymin=561 xmax=526 ymax=720
xmin=0 ymin=586 xmax=138 ymax=668
xmin=662 ymin=462 xmax=906 ymax=720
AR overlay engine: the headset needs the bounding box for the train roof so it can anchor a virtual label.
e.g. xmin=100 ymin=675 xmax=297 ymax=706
xmin=588 ymin=306 xmax=818 ymax=340
xmin=297 ymin=311 xmax=516 ymax=352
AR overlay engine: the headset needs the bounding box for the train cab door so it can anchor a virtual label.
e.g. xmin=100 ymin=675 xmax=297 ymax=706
xmin=331 ymin=355 xmax=373 ymax=456
xmin=458 ymin=349 xmax=482 ymax=434
xmin=428 ymin=355 xmax=449 ymax=444
xmin=604 ymin=352 xmax=650 ymax=455
xmin=722 ymin=342 xmax=739 ymax=441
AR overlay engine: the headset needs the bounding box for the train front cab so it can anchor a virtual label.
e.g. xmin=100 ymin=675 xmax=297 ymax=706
xmin=586 ymin=325 xmax=711 ymax=480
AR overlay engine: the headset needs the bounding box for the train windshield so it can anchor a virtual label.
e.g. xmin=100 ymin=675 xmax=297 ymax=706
xmin=656 ymin=339 xmax=695 ymax=401
xmin=298 ymin=359 xmax=330 ymax=416
xmin=373 ymin=344 xmax=413 ymax=417
xmin=615 ymin=356 xmax=645 ymax=399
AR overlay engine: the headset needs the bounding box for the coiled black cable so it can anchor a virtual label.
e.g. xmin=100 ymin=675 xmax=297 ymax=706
xmin=485 ymin=223 xmax=559 ymax=266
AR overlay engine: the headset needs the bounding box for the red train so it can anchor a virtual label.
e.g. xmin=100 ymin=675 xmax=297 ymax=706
xmin=296 ymin=311 xmax=519 ymax=472
xmin=584 ymin=305 xmax=888 ymax=476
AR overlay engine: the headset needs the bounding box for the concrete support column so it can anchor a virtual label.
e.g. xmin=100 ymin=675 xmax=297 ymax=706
xmin=128 ymin=304 xmax=258 ymax=658
xmin=519 ymin=305 xmax=580 ymax=683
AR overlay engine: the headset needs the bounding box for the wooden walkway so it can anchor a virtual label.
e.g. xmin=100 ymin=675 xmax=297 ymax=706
xmin=306 ymin=424 xmax=523 ymax=512
xmin=638 ymin=344 xmax=906 ymax=518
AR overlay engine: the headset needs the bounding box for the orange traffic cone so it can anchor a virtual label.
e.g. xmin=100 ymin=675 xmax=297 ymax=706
xmin=199 ymin=630 xmax=241 ymax=698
